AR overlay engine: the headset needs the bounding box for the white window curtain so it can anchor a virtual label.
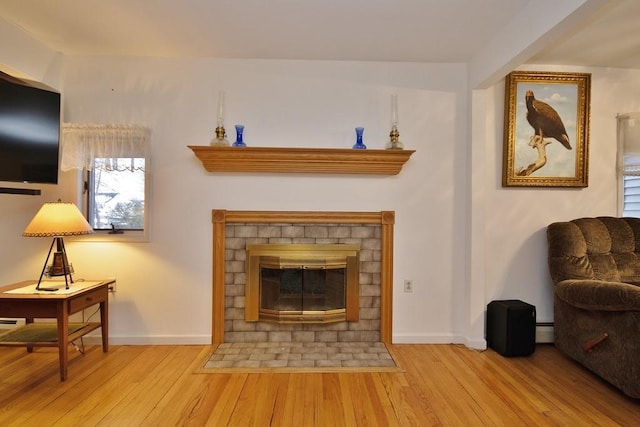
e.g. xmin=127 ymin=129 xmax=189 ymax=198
xmin=60 ymin=124 xmax=151 ymax=172
xmin=618 ymin=113 xmax=640 ymax=217
xmin=618 ymin=113 xmax=640 ymax=176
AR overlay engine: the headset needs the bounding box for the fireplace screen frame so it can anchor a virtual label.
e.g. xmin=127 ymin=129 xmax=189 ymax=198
xmin=245 ymin=244 xmax=360 ymax=323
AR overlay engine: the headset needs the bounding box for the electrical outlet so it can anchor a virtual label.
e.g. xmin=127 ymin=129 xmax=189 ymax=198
xmin=404 ymin=279 xmax=413 ymax=293
xmin=108 ymin=282 xmax=117 ymax=293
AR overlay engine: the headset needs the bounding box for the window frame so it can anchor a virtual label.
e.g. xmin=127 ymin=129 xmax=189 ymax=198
xmin=76 ymin=160 xmax=151 ymax=243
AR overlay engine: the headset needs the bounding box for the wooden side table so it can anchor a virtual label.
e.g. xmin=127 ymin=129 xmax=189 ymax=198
xmin=0 ymin=279 xmax=113 ymax=381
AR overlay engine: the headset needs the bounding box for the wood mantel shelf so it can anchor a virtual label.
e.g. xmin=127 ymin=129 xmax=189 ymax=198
xmin=188 ymin=146 xmax=415 ymax=175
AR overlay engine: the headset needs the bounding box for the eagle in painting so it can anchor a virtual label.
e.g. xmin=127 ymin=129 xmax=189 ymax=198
xmin=525 ymin=89 xmax=571 ymax=150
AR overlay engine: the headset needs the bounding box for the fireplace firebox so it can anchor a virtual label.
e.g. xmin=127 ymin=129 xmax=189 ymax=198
xmin=245 ymin=244 xmax=360 ymax=323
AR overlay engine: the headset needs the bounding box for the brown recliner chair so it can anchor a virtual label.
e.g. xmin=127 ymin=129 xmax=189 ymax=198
xmin=547 ymin=217 xmax=640 ymax=399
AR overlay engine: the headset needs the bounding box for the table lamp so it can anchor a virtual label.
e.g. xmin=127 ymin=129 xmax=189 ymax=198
xmin=22 ymin=200 xmax=93 ymax=291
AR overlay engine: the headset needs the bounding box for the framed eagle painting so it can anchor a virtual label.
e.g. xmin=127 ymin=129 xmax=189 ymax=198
xmin=502 ymin=71 xmax=591 ymax=187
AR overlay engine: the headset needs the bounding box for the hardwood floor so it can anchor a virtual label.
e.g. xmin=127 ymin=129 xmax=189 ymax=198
xmin=0 ymin=343 xmax=638 ymax=426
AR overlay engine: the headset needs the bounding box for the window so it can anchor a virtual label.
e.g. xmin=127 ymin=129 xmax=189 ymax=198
xmin=622 ymin=175 xmax=640 ymax=217
xmin=618 ymin=114 xmax=640 ymax=217
xmin=61 ymin=124 xmax=151 ymax=241
xmin=88 ymin=158 xmax=146 ymax=229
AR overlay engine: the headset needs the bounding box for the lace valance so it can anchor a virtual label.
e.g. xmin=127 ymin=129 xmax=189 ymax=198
xmin=61 ymin=124 xmax=151 ymax=171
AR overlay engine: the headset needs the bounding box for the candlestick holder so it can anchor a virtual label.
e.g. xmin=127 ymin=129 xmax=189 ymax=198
xmin=211 ymin=125 xmax=230 ymax=146
xmin=385 ymin=126 xmax=404 ymax=150
xmin=232 ymin=124 xmax=246 ymax=147
xmin=352 ymin=127 xmax=367 ymax=149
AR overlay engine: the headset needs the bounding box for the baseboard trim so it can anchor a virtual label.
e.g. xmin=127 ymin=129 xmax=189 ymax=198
xmin=0 ymin=318 xmax=26 ymax=329
xmin=78 ymin=329 xmax=553 ymax=347
xmin=81 ymin=335 xmax=212 ymax=345
xmin=536 ymin=324 xmax=554 ymax=343
xmin=392 ymin=333 xmax=465 ymax=345
xmin=392 ymin=334 xmax=487 ymax=350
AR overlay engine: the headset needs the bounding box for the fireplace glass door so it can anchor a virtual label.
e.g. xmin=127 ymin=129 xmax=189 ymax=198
xmin=260 ymin=266 xmax=346 ymax=314
xmin=245 ymin=244 xmax=360 ymax=323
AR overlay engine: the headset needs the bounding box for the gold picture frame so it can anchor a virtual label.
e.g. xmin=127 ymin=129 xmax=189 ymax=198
xmin=502 ymin=71 xmax=591 ymax=187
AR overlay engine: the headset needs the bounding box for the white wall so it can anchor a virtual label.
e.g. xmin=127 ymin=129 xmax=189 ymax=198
xmin=1 ymin=52 xmax=471 ymax=344
xmin=482 ymin=65 xmax=640 ymax=326
xmin=0 ymin=18 xmax=62 ymax=84
xmin=3 ymin=14 xmax=640 ymax=347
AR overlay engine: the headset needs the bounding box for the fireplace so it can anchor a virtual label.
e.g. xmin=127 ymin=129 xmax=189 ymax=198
xmin=245 ymin=244 xmax=360 ymax=323
xmin=211 ymin=210 xmax=395 ymax=345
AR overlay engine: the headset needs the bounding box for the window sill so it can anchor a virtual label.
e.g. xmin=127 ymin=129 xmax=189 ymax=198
xmin=71 ymin=230 xmax=149 ymax=243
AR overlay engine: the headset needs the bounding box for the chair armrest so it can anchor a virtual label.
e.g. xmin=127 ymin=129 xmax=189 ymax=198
xmin=556 ymin=279 xmax=640 ymax=311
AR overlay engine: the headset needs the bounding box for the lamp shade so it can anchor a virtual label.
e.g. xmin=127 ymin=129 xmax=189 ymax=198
xmin=23 ymin=201 xmax=93 ymax=237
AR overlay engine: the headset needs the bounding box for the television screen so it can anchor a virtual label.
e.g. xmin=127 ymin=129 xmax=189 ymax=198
xmin=0 ymin=71 xmax=60 ymax=184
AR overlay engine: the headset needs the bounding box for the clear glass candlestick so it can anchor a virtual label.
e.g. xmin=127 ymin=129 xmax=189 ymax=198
xmin=391 ymin=94 xmax=399 ymax=129
xmin=386 ymin=94 xmax=404 ymax=149
xmin=385 ymin=126 xmax=404 ymax=150
xmin=211 ymin=90 xmax=230 ymax=146
xmin=210 ymin=126 xmax=230 ymax=146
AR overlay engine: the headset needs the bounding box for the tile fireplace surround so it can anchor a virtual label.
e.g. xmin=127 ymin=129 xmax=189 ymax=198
xmin=211 ymin=210 xmax=395 ymax=345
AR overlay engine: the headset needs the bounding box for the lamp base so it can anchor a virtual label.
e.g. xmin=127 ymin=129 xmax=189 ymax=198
xmin=47 ymin=252 xmax=74 ymax=277
xmin=36 ymin=237 xmax=74 ymax=290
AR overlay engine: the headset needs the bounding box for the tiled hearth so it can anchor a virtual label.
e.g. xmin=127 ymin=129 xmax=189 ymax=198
xmin=204 ymin=341 xmax=396 ymax=369
xmin=211 ymin=211 xmax=395 ymax=345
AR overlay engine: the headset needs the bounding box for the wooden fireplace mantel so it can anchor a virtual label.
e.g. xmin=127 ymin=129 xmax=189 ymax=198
xmin=188 ymin=146 xmax=414 ymax=175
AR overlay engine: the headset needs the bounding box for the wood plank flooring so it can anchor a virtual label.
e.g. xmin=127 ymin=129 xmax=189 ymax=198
xmin=0 ymin=343 xmax=638 ymax=426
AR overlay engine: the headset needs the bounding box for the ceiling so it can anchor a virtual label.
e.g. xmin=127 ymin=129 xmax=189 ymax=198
xmin=0 ymin=0 xmax=639 ymax=68
xmin=527 ymin=0 xmax=640 ymax=69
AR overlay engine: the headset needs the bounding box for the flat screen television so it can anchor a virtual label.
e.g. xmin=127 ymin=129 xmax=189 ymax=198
xmin=0 ymin=71 xmax=61 ymax=184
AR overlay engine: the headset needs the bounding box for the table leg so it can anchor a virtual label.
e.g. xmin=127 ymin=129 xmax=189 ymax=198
xmin=100 ymin=299 xmax=109 ymax=352
xmin=57 ymin=301 xmax=69 ymax=381
xmin=26 ymin=317 xmax=34 ymax=353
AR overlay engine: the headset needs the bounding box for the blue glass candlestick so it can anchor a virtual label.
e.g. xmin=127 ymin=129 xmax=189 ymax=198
xmin=232 ymin=124 xmax=246 ymax=147
xmin=353 ymin=127 xmax=366 ymax=149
